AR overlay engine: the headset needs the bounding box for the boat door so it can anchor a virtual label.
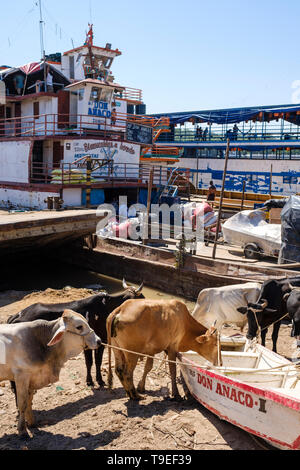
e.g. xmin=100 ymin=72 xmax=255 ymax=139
xmin=31 ymin=140 xmax=44 ymax=183
xmin=53 ymin=141 xmax=64 ymax=169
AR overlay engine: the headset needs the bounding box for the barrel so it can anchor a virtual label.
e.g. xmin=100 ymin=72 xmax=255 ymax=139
xmin=127 ymin=104 xmax=135 ymax=114
xmin=136 ymin=103 xmax=146 ymax=115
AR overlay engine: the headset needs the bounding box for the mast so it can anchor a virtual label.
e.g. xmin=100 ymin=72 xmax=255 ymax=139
xmin=38 ymin=0 xmax=47 ymax=91
xmin=39 ymin=0 xmax=45 ymax=61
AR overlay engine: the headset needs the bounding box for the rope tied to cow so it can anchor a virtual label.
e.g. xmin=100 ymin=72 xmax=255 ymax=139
xmin=101 ymin=341 xmax=300 ymax=376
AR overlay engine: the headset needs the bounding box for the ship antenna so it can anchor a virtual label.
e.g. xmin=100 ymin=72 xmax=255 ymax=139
xmin=38 ymin=0 xmax=48 ymax=92
xmin=38 ymin=0 xmax=46 ymax=62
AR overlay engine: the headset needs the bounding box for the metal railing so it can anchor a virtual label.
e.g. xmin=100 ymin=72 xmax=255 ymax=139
xmin=0 ymin=112 xmax=167 ymax=140
xmin=118 ymin=87 xmax=143 ymax=103
xmin=156 ymin=126 xmax=300 ymax=144
xmin=29 ymin=160 xmax=170 ymax=187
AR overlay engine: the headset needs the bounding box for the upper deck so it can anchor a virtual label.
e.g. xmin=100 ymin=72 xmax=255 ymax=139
xmin=150 ymin=103 xmax=300 ymax=160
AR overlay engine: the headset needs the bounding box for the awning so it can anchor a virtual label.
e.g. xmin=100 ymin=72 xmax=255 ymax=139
xmin=150 ymin=103 xmax=300 ymax=125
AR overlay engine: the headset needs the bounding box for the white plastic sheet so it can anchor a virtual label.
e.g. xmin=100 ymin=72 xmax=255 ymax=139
xmin=222 ymin=209 xmax=281 ymax=256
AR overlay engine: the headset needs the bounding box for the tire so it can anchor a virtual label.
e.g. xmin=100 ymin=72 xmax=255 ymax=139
xmin=244 ymin=243 xmax=261 ymax=260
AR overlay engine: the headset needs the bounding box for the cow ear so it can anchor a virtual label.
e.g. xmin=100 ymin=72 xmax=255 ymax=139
xmin=47 ymin=324 xmax=66 ymax=347
xmin=237 ymin=307 xmax=247 ymax=314
xmin=195 ymin=334 xmax=208 ymax=344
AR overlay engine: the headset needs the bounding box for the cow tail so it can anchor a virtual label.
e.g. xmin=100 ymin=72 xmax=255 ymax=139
xmin=107 ymin=307 xmax=120 ymax=390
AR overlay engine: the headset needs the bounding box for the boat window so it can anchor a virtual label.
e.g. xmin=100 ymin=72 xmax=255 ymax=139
xmin=90 ymin=87 xmax=102 ymax=102
xmin=101 ymin=88 xmax=112 ymax=103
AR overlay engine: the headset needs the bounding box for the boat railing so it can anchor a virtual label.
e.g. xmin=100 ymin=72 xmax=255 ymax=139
xmin=156 ymin=126 xmax=300 ymax=144
xmin=0 ymin=111 xmax=162 ymax=141
xmin=29 ymin=160 xmax=170 ymax=187
xmin=116 ymin=87 xmax=143 ymax=103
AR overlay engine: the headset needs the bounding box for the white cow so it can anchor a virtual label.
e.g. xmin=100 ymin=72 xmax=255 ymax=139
xmin=192 ymin=282 xmax=262 ymax=331
xmin=0 ymin=309 xmax=101 ymax=437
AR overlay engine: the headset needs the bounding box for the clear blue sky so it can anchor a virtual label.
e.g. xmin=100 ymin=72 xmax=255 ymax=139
xmin=1 ymin=0 xmax=300 ymax=114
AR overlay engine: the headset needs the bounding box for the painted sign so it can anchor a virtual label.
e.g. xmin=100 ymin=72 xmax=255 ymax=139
xmin=88 ymin=100 xmax=111 ymax=119
xmin=126 ymin=122 xmax=153 ymax=145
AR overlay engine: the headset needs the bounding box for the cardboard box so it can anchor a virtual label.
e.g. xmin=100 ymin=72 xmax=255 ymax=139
xmin=269 ymin=208 xmax=282 ymax=224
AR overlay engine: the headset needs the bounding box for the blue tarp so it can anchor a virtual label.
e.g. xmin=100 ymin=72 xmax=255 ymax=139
xmin=150 ymin=104 xmax=300 ymax=125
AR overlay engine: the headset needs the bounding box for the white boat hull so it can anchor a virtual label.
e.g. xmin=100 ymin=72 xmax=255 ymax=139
xmin=178 ymin=343 xmax=300 ymax=450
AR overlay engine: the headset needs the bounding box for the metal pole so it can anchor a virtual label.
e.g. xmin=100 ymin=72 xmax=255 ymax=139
xmin=241 ymin=180 xmax=246 ymax=211
xmin=143 ymin=167 xmax=154 ymax=244
xmin=212 ymin=138 xmax=230 ymax=259
xmin=270 ymin=164 xmax=273 ymax=198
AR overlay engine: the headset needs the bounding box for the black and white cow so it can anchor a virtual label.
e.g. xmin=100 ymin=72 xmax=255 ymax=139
xmin=8 ymin=279 xmax=144 ymax=387
xmin=237 ymin=277 xmax=300 ymax=352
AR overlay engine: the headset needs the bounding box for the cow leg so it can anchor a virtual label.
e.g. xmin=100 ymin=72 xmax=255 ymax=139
xmin=95 ymin=345 xmax=105 ymax=387
xmin=14 ymin=374 xmax=30 ymax=438
xmin=271 ymin=322 xmax=281 ymax=353
xmin=84 ymin=349 xmax=94 ymax=386
xmin=137 ymin=357 xmax=153 ymax=393
xmin=122 ymin=353 xmax=141 ymax=400
xmin=167 ymin=350 xmax=181 ymax=400
xmin=25 ymin=390 xmax=35 ymax=428
xmin=260 ymin=329 xmax=267 ymax=347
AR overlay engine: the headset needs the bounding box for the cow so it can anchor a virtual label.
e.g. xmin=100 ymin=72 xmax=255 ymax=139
xmin=0 ymin=309 xmax=101 ymax=438
xmin=236 ymin=277 xmax=300 ymax=352
xmin=106 ymin=299 xmax=220 ymax=401
xmin=7 ymin=279 xmax=144 ymax=388
xmin=282 ymin=283 xmax=300 ymax=342
xmin=191 ymin=282 xmax=262 ymax=331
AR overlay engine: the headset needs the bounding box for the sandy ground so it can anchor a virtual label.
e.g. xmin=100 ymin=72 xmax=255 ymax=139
xmin=0 ymin=287 xmax=297 ymax=451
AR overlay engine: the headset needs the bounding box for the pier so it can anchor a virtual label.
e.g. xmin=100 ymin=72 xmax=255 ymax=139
xmin=0 ymin=208 xmax=107 ymax=255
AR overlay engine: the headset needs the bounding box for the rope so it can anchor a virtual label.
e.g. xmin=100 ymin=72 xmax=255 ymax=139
xmin=101 ymin=341 xmax=300 ymax=375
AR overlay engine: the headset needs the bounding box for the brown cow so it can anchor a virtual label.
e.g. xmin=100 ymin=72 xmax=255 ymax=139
xmin=106 ymin=299 xmax=220 ymax=400
xmin=0 ymin=309 xmax=101 ymax=437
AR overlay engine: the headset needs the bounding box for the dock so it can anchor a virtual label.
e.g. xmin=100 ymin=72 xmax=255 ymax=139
xmin=0 ymin=209 xmax=107 ymax=255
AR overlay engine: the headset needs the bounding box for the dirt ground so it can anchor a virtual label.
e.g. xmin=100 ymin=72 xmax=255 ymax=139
xmin=0 ymin=287 xmax=297 ymax=451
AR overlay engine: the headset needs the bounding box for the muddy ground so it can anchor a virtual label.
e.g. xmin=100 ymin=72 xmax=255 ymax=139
xmin=0 ymin=287 xmax=297 ymax=451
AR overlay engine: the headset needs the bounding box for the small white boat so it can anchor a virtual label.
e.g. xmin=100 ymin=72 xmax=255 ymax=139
xmin=178 ymin=335 xmax=300 ymax=450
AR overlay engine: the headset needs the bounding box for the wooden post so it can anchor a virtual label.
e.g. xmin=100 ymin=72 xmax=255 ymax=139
xmin=212 ymin=138 xmax=230 ymax=259
xmin=86 ymin=155 xmax=92 ymax=208
xmin=270 ymin=164 xmax=273 ymax=198
xmin=143 ymin=167 xmax=154 ymax=244
xmin=241 ymin=180 xmax=246 ymax=211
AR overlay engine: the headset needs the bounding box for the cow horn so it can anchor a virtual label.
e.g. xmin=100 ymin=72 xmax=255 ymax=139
xmin=260 ymin=299 xmax=268 ymax=309
xmin=122 ymin=278 xmax=129 ymax=289
xmin=135 ymin=281 xmax=144 ymax=294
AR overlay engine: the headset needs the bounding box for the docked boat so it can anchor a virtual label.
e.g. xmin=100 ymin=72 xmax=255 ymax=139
xmin=178 ymin=335 xmax=300 ymax=450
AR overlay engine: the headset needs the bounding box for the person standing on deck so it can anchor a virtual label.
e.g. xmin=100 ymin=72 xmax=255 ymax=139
xmin=207 ymin=180 xmax=217 ymax=201
xmin=45 ymin=66 xmax=54 ymax=92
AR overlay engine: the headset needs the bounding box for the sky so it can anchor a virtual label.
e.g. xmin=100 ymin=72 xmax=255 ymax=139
xmin=0 ymin=0 xmax=300 ymax=114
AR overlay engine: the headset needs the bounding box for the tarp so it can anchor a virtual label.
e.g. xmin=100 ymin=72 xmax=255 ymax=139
xmin=0 ymin=61 xmax=70 ymax=95
xmin=150 ymin=104 xmax=300 ymax=126
xmin=222 ymin=209 xmax=281 ymax=257
xmin=279 ymin=195 xmax=300 ymax=264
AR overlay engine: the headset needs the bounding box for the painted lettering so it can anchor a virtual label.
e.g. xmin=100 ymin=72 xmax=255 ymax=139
xmin=230 ymin=388 xmax=239 ymax=403
xmin=222 ymin=385 xmax=230 ymax=398
xmin=245 ymin=394 xmax=253 ymax=408
xmin=258 ymin=398 xmax=267 ymax=413
xmin=237 ymin=391 xmax=245 ymax=405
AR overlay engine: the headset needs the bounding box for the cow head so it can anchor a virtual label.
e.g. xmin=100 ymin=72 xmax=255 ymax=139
xmin=47 ymin=310 xmax=102 ymax=350
xmin=194 ymin=323 xmax=222 ymax=366
xmin=236 ymin=300 xmax=277 ymax=340
xmin=282 ymin=283 xmax=300 ymax=337
xmin=122 ymin=278 xmax=145 ymax=300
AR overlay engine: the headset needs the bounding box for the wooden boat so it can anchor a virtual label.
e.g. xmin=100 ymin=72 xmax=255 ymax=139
xmin=178 ymin=335 xmax=300 ymax=450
